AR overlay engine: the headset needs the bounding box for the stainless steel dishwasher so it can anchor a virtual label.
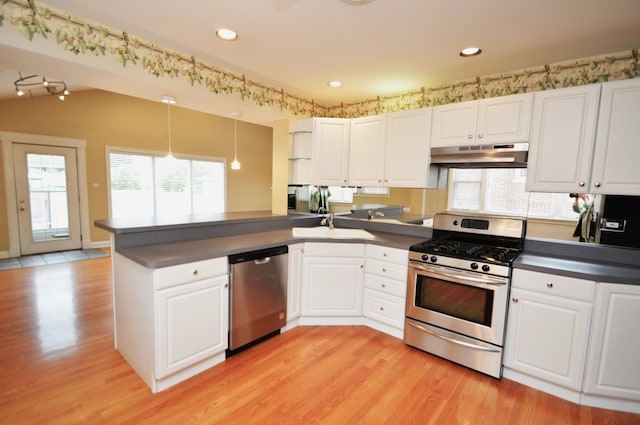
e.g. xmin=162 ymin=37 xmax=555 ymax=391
xmin=227 ymin=245 xmax=288 ymax=355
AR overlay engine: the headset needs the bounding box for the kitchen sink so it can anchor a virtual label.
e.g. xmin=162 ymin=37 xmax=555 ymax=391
xmin=292 ymin=227 xmax=375 ymax=239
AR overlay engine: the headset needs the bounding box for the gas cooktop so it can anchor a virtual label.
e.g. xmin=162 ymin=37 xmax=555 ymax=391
xmin=409 ymin=238 xmax=522 ymax=265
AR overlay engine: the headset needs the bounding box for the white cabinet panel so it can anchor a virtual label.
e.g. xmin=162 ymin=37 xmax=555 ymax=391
xmin=349 ymin=115 xmax=387 ymax=187
xmin=287 ymin=243 xmax=304 ymax=321
xmin=505 ymin=287 xmax=592 ymax=390
xmin=311 ymin=118 xmax=351 ymax=186
xmin=526 ymin=85 xmax=601 ymax=192
xmin=383 ymin=108 xmax=431 ymax=187
xmin=591 ymin=78 xmax=640 ymax=195
xmin=156 ymin=275 xmax=228 ymax=379
xmin=431 ymin=93 xmax=532 ymax=147
xmin=584 ymin=283 xmax=640 ymax=401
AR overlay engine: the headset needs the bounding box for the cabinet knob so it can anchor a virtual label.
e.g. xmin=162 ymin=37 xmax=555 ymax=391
xmin=382 ymin=268 xmax=387 ymax=272
xmin=467 ymin=134 xmax=473 ymax=139
xmin=594 ymin=181 xmax=602 ymax=188
xmin=224 ymin=283 xmax=229 ymax=288
xmin=383 ymin=252 xmax=388 ymax=257
xmin=579 ymin=181 xmax=586 ymax=187
xmin=360 ymin=264 xmax=364 ymax=268
xmin=546 ymin=282 xmax=553 ymax=288
xmin=512 ymin=297 xmax=519 ymax=303
xmin=379 ymin=306 xmax=385 ymax=311
xmin=381 ymin=283 xmax=386 ymax=288
xmin=193 ymin=270 xmax=198 ymax=275
xmin=478 ymin=134 xmax=483 ymax=139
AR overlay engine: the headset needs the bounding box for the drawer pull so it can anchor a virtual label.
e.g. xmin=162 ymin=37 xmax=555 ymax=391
xmin=381 ymin=283 xmax=386 ymax=288
xmin=546 ymin=282 xmax=553 ymax=288
xmin=383 ymin=252 xmax=388 ymax=257
xmin=382 ymin=268 xmax=387 ymax=272
xmin=193 ymin=270 xmax=198 ymax=275
xmin=379 ymin=306 xmax=384 ymax=311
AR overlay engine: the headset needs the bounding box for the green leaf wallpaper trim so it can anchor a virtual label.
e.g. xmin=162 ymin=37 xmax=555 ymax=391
xmin=1 ymin=0 xmax=638 ymax=119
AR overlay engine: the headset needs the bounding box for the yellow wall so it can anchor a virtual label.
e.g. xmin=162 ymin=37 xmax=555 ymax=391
xmin=0 ymin=89 xmax=273 ymax=249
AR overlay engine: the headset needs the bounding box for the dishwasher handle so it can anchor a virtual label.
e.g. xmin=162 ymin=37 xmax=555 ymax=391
xmin=254 ymin=257 xmax=271 ymax=265
xmin=228 ymin=245 xmax=288 ymax=264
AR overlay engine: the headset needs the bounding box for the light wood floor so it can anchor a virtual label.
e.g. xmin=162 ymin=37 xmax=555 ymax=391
xmin=1 ymin=253 xmax=638 ymax=425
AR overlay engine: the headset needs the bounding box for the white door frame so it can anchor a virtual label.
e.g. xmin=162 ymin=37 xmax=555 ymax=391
xmin=1 ymin=131 xmax=91 ymax=258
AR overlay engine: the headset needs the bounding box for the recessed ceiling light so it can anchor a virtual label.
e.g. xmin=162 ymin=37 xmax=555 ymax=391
xmin=328 ymin=81 xmax=343 ymax=88
xmin=342 ymin=0 xmax=374 ymax=5
xmin=161 ymin=95 xmax=176 ymax=104
xmin=459 ymin=47 xmax=482 ymax=57
xmin=216 ymin=28 xmax=238 ymax=41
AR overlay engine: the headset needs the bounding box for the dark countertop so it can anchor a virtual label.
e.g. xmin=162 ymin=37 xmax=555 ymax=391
xmin=116 ymin=228 xmax=426 ymax=268
xmin=96 ymin=211 xmax=639 ymax=285
xmin=515 ymin=238 xmax=640 ymax=286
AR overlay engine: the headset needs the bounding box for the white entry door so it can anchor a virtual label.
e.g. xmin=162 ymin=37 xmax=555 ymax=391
xmin=12 ymin=143 xmax=82 ymax=255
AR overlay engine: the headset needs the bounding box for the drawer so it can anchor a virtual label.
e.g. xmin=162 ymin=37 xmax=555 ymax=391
xmin=303 ymin=242 xmax=365 ymax=257
xmin=154 ymin=257 xmax=228 ymax=289
xmin=363 ymin=288 xmax=405 ymax=329
xmin=512 ymin=268 xmax=595 ymax=302
xmin=365 ymin=258 xmax=407 ymax=281
xmin=365 ymin=273 xmax=406 ymax=298
xmin=366 ymin=244 xmax=408 ymax=265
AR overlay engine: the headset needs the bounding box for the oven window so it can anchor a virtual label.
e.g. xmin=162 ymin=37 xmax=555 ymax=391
xmin=415 ymin=275 xmax=493 ymax=326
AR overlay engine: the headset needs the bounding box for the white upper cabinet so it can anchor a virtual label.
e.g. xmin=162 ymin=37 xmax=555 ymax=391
xmin=349 ymin=115 xmax=387 ymax=187
xmin=431 ymin=93 xmax=533 ymax=147
xmin=349 ymin=109 xmax=431 ymax=188
xmin=384 ymin=108 xmax=432 ymax=187
xmin=590 ymin=78 xmax=640 ymax=195
xmin=526 ymin=84 xmax=601 ymax=193
xmin=311 ymin=118 xmax=351 ymax=186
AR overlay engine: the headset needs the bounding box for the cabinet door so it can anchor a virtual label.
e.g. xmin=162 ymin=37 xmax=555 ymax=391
xmin=584 ymin=283 xmax=640 ymax=401
xmin=349 ymin=115 xmax=387 ymax=187
xmin=591 ymin=79 xmax=640 ymax=195
xmin=312 ymin=118 xmax=350 ymax=186
xmin=504 ymin=287 xmax=592 ymax=390
xmin=430 ymin=100 xmax=478 ymax=147
xmin=476 ymin=93 xmax=532 ymax=144
xmin=287 ymin=243 xmax=304 ymax=321
xmin=384 ymin=108 xmax=431 ymax=187
xmin=156 ymin=275 xmax=228 ymax=379
xmin=526 ymin=85 xmax=601 ymax=193
xmin=301 ymin=256 xmax=364 ymax=316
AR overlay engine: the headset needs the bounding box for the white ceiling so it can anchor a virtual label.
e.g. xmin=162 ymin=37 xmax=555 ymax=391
xmin=1 ymin=0 xmax=639 ymax=126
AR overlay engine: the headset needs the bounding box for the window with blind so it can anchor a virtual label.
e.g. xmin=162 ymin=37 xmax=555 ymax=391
xmin=108 ymin=151 xmax=225 ymax=218
xmin=447 ymin=168 xmax=578 ymax=220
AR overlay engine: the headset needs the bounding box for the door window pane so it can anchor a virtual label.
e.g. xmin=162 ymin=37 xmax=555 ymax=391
xmin=26 ymin=153 xmax=70 ymax=241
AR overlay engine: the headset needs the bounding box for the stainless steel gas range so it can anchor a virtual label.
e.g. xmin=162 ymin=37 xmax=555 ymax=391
xmin=404 ymin=213 xmax=527 ymax=378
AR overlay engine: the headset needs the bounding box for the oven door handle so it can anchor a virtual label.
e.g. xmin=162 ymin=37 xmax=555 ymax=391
xmin=409 ymin=262 xmax=507 ymax=287
xmin=406 ymin=319 xmax=501 ymax=353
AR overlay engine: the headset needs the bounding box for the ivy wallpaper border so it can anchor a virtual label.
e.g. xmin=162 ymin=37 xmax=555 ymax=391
xmin=1 ymin=0 xmax=638 ymax=119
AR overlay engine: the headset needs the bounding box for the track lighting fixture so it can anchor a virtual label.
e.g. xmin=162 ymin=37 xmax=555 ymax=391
xmin=14 ymin=73 xmax=70 ymax=100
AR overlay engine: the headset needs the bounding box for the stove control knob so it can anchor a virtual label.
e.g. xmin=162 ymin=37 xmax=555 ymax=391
xmin=421 ymin=254 xmax=429 ymax=261
xmin=470 ymin=262 xmax=478 ymax=270
xmin=482 ymin=265 xmax=490 ymax=272
xmin=430 ymin=256 xmax=438 ymax=263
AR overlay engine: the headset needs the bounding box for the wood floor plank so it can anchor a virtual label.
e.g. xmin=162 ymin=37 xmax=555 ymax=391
xmin=0 ymin=254 xmax=638 ymax=424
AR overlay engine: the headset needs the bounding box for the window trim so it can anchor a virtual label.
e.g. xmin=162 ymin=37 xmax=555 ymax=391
xmin=105 ymin=146 xmax=227 ymax=218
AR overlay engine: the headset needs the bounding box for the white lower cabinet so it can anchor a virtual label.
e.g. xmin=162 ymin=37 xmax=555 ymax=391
xmin=504 ymin=269 xmax=594 ymax=395
xmin=156 ymin=275 xmax=228 ymax=379
xmin=363 ymin=245 xmax=408 ymax=338
xmin=583 ymin=283 xmax=640 ymax=405
xmin=301 ymin=243 xmax=365 ymax=320
xmin=113 ymin=253 xmax=228 ymax=393
xmin=286 ymin=243 xmax=304 ymax=326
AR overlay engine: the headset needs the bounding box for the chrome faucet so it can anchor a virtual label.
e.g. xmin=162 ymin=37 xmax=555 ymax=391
xmin=368 ymin=210 xmax=385 ymax=219
xmin=320 ymin=212 xmax=335 ymax=229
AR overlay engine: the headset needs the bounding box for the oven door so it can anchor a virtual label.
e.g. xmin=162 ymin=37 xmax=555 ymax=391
xmin=406 ymin=260 xmax=509 ymax=346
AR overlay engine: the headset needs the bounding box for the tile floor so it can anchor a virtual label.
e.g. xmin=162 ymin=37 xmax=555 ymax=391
xmin=0 ymin=249 xmax=109 ymax=270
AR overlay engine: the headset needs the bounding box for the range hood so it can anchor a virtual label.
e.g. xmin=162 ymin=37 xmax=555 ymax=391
xmin=430 ymin=142 xmax=529 ymax=168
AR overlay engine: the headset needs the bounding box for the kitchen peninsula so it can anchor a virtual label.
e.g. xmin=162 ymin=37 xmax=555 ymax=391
xmin=96 ymin=211 xmax=640 ymax=414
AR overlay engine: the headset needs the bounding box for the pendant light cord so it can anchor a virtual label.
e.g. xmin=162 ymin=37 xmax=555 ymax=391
xmin=167 ymin=102 xmax=173 ymax=156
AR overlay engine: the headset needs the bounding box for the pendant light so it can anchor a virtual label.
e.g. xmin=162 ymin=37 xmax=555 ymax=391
xmin=161 ymin=95 xmax=177 ymax=160
xmin=230 ymin=112 xmax=241 ymax=170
